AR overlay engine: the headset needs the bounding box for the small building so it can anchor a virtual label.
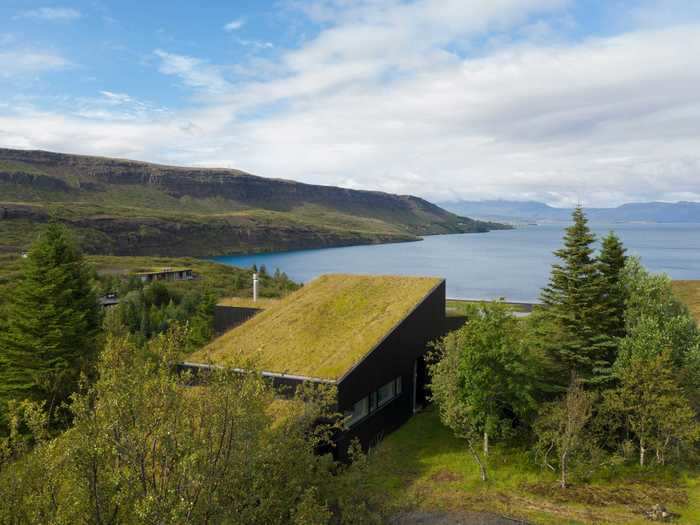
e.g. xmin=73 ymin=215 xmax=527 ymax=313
xmin=187 ymin=274 xmax=446 ymax=451
xmin=134 ymin=267 xmax=193 ymax=283
xmin=99 ymin=292 xmax=120 ymax=308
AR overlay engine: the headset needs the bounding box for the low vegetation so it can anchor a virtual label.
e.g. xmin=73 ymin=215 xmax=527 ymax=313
xmin=672 ymin=280 xmax=700 ymax=322
xmin=414 ymin=207 xmax=700 ymax=524
xmin=0 ymin=328 xmax=382 ymax=524
xmin=365 ymin=407 xmax=700 ymax=524
xmin=193 ymin=274 xmax=442 ymax=380
xmin=1 ymin=209 xmax=699 ymax=524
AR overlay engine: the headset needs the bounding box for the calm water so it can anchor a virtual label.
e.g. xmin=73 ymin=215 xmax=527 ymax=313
xmin=211 ymin=223 xmax=700 ymax=302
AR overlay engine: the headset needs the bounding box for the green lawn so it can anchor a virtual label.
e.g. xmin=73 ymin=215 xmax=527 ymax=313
xmin=446 ymin=299 xmax=531 ymax=317
xmin=672 ymin=280 xmax=700 ymax=323
xmin=365 ymin=408 xmax=700 ymax=525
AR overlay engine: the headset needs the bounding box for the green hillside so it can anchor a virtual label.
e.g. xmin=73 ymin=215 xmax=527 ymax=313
xmin=0 ymin=148 xmax=507 ymax=256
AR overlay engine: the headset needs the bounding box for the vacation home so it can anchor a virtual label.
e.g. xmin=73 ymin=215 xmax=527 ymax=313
xmin=135 ymin=267 xmax=193 ymax=283
xmin=186 ymin=274 xmax=447 ymax=451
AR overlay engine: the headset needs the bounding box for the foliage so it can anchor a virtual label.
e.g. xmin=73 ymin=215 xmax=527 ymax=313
xmin=604 ymin=351 xmax=699 ymax=467
xmin=539 ymin=207 xmax=617 ymax=382
xmin=597 ymin=232 xmax=628 ymax=355
xmin=91 ymin=256 xmax=300 ymax=303
xmin=619 ymin=258 xmax=700 ymax=401
xmin=534 ymin=378 xmax=596 ymax=488
xmin=0 ymin=327 xmax=381 ymax=524
xmin=0 ymin=223 xmax=100 ymax=429
xmin=102 ymin=280 xmax=217 ymax=350
xmin=428 ymin=301 xmax=538 ymax=481
xmin=364 ymin=407 xmax=700 ymax=525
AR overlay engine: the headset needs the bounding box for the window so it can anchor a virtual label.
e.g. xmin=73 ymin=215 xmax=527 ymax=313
xmin=347 ymin=396 xmax=369 ymax=426
xmin=377 ymin=380 xmax=395 ymax=407
xmin=347 ymin=376 xmax=404 ymax=427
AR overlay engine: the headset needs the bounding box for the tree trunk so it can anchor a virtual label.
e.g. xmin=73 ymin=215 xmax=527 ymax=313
xmin=560 ymin=451 xmax=568 ymax=489
xmin=483 ymin=431 xmax=489 ymax=456
xmin=640 ymin=444 xmax=646 ymax=467
xmin=468 ymin=441 xmax=488 ymax=482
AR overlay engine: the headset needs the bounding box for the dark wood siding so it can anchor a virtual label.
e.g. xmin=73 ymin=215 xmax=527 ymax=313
xmin=336 ymin=280 xmax=445 ymax=450
xmin=214 ymin=305 xmax=262 ymax=334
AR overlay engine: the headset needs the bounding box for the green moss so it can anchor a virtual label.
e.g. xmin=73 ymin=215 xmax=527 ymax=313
xmin=192 ymin=274 xmax=443 ymax=379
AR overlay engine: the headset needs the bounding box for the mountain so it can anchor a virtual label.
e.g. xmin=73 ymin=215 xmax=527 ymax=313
xmin=439 ymin=200 xmax=700 ymax=224
xmin=0 ymin=148 xmax=506 ymax=256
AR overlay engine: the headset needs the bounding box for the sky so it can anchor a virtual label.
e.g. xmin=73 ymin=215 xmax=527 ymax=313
xmin=1 ymin=0 xmax=699 ymax=207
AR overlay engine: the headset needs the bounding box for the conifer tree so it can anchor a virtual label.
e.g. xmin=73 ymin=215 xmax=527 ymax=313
xmin=0 ymin=224 xmax=99 ymax=425
xmin=596 ymin=232 xmax=628 ymax=367
xmin=540 ymin=207 xmax=608 ymax=379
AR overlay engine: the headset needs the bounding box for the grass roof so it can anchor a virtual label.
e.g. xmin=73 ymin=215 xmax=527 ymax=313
xmin=191 ymin=274 xmax=443 ymax=380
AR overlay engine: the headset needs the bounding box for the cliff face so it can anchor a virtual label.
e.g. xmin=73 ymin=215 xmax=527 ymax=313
xmin=0 ymin=148 xmax=507 ymax=256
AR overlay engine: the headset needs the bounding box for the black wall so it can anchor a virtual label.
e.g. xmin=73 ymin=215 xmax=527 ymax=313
xmin=214 ymin=305 xmax=262 ymax=334
xmin=336 ymin=280 xmax=446 ymax=450
xmin=190 ymin=282 xmax=446 ymax=455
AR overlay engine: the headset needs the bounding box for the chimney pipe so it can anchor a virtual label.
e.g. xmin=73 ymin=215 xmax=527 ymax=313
xmin=253 ymin=273 xmax=259 ymax=302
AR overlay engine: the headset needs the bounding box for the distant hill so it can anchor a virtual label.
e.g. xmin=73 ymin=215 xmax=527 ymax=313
xmin=0 ymin=148 xmax=506 ymax=256
xmin=439 ymin=200 xmax=700 ymax=224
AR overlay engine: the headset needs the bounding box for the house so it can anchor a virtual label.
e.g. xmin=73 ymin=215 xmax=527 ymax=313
xmin=213 ymin=297 xmax=280 ymax=335
xmin=98 ymin=292 xmax=120 ymax=308
xmin=134 ymin=267 xmax=193 ymax=283
xmin=186 ymin=274 xmax=446 ymax=451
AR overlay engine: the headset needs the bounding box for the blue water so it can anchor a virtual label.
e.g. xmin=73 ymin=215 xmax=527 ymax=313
xmin=210 ymin=223 xmax=700 ymax=302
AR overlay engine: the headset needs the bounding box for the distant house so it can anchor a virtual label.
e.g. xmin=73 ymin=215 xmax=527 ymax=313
xmin=186 ymin=274 xmax=446 ymax=451
xmin=134 ymin=267 xmax=193 ymax=283
xmin=98 ymin=292 xmax=120 ymax=308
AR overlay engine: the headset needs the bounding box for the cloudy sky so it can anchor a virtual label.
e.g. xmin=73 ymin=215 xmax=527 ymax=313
xmin=1 ymin=0 xmax=699 ymax=206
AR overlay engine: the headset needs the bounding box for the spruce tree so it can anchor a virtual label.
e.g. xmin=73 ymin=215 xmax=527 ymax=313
xmin=0 ymin=223 xmax=100 ymax=424
xmin=597 ymin=232 xmax=628 ymax=364
xmin=540 ymin=207 xmax=609 ymax=379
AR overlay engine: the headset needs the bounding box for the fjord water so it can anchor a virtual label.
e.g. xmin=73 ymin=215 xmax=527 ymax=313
xmin=212 ymin=223 xmax=700 ymax=302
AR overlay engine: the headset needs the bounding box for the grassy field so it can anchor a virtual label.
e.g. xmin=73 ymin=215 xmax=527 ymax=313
xmin=193 ymin=274 xmax=443 ymax=380
xmin=672 ymin=280 xmax=700 ymax=322
xmin=366 ymin=408 xmax=700 ymax=525
xmin=446 ymin=299 xmax=531 ymax=317
xmin=0 ymin=254 xmax=298 ymax=310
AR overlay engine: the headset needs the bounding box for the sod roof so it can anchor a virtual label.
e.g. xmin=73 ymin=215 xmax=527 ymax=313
xmin=191 ymin=274 xmax=443 ymax=380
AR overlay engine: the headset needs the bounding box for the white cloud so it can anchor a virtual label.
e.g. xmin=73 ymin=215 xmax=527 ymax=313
xmin=17 ymin=7 xmax=81 ymax=21
xmin=154 ymin=49 xmax=230 ymax=95
xmin=2 ymin=0 xmax=700 ymax=206
xmin=224 ymin=18 xmax=245 ymax=31
xmin=0 ymin=50 xmax=70 ymax=77
xmin=100 ymin=91 xmax=133 ymax=104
